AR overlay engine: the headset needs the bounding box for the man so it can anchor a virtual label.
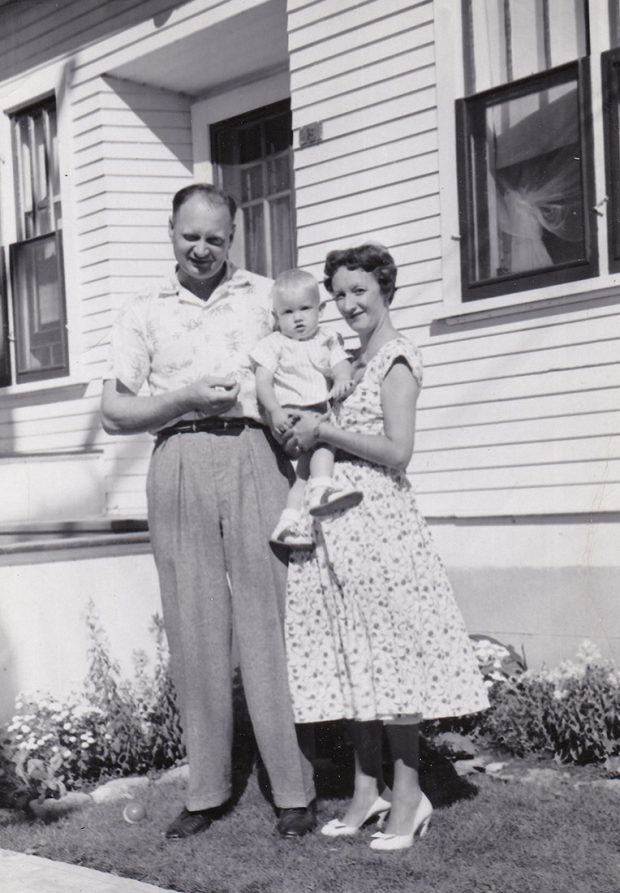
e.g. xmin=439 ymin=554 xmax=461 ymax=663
xmin=101 ymin=183 xmax=315 ymax=839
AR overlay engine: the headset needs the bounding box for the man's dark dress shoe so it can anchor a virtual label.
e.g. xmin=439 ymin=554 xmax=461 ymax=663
xmin=165 ymin=806 xmax=218 ymax=839
xmin=276 ymin=805 xmax=317 ymax=838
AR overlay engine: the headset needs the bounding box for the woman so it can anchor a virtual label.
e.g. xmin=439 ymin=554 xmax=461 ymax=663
xmin=283 ymin=244 xmax=489 ymax=852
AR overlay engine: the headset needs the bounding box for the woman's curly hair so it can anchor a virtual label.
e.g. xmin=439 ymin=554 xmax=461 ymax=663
xmin=323 ymin=243 xmax=398 ymax=304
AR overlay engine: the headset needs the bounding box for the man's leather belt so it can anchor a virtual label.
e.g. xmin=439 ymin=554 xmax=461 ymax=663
xmin=155 ymin=417 xmax=264 ymax=446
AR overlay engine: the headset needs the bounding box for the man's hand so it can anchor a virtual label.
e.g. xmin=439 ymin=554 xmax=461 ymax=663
xmin=184 ymin=375 xmax=240 ymax=416
xmin=331 ymin=379 xmax=354 ymax=402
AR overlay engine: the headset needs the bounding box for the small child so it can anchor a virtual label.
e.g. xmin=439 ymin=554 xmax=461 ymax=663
xmin=251 ymin=269 xmax=363 ymax=548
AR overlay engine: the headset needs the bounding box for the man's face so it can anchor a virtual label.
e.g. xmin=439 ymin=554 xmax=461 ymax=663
xmin=169 ymin=196 xmax=235 ymax=291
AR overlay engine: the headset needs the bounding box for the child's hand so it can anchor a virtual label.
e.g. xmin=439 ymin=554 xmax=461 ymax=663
xmin=331 ymin=379 xmax=355 ymax=402
xmin=270 ymin=407 xmax=295 ymax=435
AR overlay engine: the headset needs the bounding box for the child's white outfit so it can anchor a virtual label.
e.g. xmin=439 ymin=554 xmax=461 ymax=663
xmin=251 ymin=327 xmax=347 ymax=410
xmin=251 ymin=327 xmax=363 ymax=547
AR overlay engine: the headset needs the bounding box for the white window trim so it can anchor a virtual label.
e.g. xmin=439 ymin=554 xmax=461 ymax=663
xmin=434 ymin=0 xmax=618 ymax=324
xmin=0 ymin=62 xmax=85 ymax=393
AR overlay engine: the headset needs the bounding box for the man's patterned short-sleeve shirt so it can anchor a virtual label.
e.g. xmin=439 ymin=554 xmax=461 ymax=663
xmin=108 ymin=265 xmax=274 ymax=424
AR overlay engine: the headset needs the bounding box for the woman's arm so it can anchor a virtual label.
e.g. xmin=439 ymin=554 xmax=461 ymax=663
xmin=100 ymin=376 xmax=240 ymax=435
xmin=285 ymin=359 xmax=419 ymax=470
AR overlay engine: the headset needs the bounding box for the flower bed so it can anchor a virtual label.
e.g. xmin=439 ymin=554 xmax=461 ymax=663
xmin=2 ymin=610 xmax=619 ymax=808
xmin=0 ymin=605 xmax=184 ymax=805
xmin=481 ymin=641 xmax=620 ymax=763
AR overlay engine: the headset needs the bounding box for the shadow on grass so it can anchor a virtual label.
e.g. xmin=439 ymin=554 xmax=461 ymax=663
xmin=229 ymin=676 xmax=260 ymax=808
xmin=232 ymin=678 xmax=478 ymax=812
xmin=1 ymin=671 xmax=478 ymax=827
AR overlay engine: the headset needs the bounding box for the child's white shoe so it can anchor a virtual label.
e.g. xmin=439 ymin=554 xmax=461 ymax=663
xmin=308 ymin=481 xmax=363 ymax=518
xmin=270 ymin=513 xmax=314 ymax=549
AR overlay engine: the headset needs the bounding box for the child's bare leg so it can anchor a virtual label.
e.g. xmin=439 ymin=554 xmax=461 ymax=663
xmin=270 ymin=451 xmax=313 ymax=548
xmin=309 ymin=444 xmax=335 ymax=480
xmin=285 ymin=451 xmax=311 ymax=512
xmin=307 ymin=446 xmax=363 ymax=518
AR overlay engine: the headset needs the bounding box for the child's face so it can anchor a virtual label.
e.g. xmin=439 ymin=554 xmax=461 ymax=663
xmin=274 ymin=285 xmax=321 ymax=341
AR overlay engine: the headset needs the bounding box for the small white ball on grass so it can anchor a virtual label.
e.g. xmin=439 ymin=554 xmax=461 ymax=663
xmin=122 ymin=801 xmax=147 ymax=824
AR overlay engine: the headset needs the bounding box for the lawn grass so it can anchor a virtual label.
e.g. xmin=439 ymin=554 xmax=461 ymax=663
xmin=0 ymin=769 xmax=618 ymax=893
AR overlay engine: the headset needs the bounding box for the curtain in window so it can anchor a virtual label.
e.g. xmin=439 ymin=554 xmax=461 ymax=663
xmin=483 ymin=81 xmax=585 ymax=276
xmin=495 ymin=148 xmax=583 ymax=272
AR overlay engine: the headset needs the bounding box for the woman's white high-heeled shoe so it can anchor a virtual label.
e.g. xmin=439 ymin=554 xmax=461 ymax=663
xmin=369 ymin=792 xmax=433 ymax=852
xmin=320 ymin=792 xmax=392 ymax=838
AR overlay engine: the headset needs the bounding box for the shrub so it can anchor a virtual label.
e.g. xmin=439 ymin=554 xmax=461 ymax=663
xmin=131 ymin=614 xmax=184 ymax=770
xmin=1 ymin=604 xmax=185 ymax=804
xmin=481 ymin=641 xmax=620 ymax=764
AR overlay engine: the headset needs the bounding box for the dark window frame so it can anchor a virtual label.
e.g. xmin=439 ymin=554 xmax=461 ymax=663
xmin=210 ymin=98 xmax=296 ymax=278
xmin=602 ymin=46 xmax=620 ymax=272
xmin=456 ymin=58 xmax=598 ymax=302
xmin=0 ymin=251 xmax=10 ymax=388
xmin=4 ymin=96 xmax=68 ymax=386
xmin=9 ymin=230 xmax=68 ymax=384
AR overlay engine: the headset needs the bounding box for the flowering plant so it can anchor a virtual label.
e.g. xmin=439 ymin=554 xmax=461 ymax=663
xmin=521 ymin=640 xmax=619 ymax=692
xmin=4 ymin=694 xmax=104 ymax=802
xmin=1 ymin=605 xmax=185 ymax=804
xmin=482 ymin=640 xmax=620 ymax=764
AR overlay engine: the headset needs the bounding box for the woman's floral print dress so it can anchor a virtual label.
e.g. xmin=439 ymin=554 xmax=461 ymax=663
xmin=286 ymin=337 xmax=489 ymax=723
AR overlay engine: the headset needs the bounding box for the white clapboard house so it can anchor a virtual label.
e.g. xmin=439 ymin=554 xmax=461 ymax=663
xmin=0 ymin=0 xmax=618 ymax=720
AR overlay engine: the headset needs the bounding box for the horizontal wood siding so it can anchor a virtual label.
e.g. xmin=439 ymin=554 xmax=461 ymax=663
xmin=72 ymin=74 xmax=192 ymax=515
xmin=289 ymin=0 xmax=620 ymax=516
xmin=1 ymin=0 xmax=619 ymax=521
xmin=0 ymin=0 xmax=286 ymax=520
xmin=0 ymin=0 xmax=195 ymax=520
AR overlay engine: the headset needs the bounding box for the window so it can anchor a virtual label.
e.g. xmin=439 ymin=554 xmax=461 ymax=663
xmin=8 ymin=98 xmax=68 ymax=384
xmin=210 ymin=100 xmax=295 ymax=278
xmin=457 ymin=61 xmax=597 ymax=300
xmin=455 ymin=0 xmax=603 ymax=302
xmin=0 ymin=252 xmax=10 ymax=387
xmin=603 ymin=46 xmax=620 ymax=271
